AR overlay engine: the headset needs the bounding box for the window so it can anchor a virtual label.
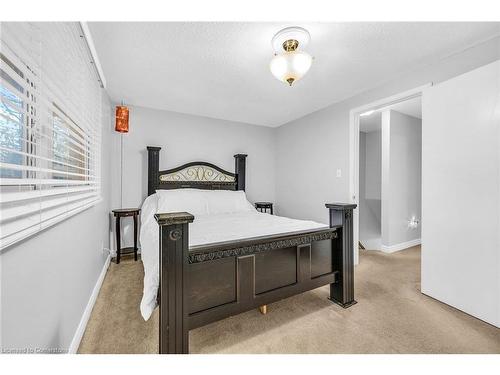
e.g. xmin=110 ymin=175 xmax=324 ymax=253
xmin=0 ymin=23 xmax=103 ymax=250
xmin=51 ymin=107 xmax=89 ymax=181
xmin=0 ymin=54 xmax=26 ymax=179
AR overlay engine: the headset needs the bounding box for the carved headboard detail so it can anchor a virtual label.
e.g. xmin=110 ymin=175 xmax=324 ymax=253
xmin=160 ymin=163 xmax=236 ymax=183
xmin=147 ymin=146 xmax=247 ymax=195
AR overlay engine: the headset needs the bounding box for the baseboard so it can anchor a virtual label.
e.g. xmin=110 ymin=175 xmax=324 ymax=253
xmin=360 ymin=237 xmax=382 ymax=251
xmin=381 ymin=238 xmax=421 ymax=253
xmin=109 ymin=248 xmax=141 ymax=257
xmin=68 ymin=254 xmax=111 ymax=354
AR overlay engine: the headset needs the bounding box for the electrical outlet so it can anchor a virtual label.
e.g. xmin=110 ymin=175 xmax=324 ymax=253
xmin=336 ymin=169 xmax=342 ymax=178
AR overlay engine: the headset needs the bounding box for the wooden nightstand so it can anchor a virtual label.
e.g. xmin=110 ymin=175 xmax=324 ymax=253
xmin=112 ymin=208 xmax=141 ymax=264
xmin=254 ymin=202 xmax=273 ymax=215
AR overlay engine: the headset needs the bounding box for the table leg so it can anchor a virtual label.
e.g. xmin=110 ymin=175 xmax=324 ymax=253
xmin=115 ymin=216 xmax=121 ymax=264
xmin=133 ymin=214 xmax=138 ymax=261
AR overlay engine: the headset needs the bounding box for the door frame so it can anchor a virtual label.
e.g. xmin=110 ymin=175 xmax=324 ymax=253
xmin=349 ymin=83 xmax=432 ymax=263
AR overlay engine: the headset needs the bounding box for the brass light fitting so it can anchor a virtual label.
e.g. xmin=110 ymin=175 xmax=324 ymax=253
xmin=283 ymin=39 xmax=300 ymax=85
xmin=282 ymin=39 xmax=299 ymax=52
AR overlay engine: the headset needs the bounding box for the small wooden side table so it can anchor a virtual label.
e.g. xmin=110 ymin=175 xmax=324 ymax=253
xmin=112 ymin=208 xmax=141 ymax=264
xmin=255 ymin=202 xmax=273 ymax=215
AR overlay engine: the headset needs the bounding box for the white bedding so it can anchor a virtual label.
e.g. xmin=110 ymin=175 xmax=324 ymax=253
xmin=139 ymin=192 xmax=328 ymax=320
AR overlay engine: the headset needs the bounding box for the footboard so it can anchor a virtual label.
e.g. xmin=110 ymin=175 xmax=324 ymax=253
xmin=155 ymin=203 xmax=356 ymax=354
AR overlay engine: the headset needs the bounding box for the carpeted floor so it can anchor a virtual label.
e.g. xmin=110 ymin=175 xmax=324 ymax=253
xmin=78 ymin=246 xmax=500 ymax=354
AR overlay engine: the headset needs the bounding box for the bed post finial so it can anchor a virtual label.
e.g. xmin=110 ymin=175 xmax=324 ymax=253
xmin=234 ymin=154 xmax=247 ymax=191
xmin=147 ymin=146 xmax=161 ymax=196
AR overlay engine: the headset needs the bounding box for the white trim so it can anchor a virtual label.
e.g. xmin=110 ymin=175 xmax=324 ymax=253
xmin=348 ymin=83 xmax=431 ymax=264
xmin=381 ymin=238 xmax=421 ymax=253
xmin=108 ymin=248 xmax=141 ymax=258
xmin=68 ymin=253 xmax=111 ymax=354
xmin=79 ymin=22 xmax=107 ymax=89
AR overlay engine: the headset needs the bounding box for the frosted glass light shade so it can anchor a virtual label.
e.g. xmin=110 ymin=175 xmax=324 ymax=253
xmin=270 ymin=51 xmax=312 ymax=86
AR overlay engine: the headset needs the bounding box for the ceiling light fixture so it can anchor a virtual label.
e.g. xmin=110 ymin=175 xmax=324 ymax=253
xmin=270 ymin=27 xmax=313 ymax=86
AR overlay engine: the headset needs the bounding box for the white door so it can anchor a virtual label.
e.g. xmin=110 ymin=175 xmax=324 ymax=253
xmin=421 ymin=60 xmax=500 ymax=327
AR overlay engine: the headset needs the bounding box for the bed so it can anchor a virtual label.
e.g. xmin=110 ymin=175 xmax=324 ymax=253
xmin=142 ymin=146 xmax=357 ymax=354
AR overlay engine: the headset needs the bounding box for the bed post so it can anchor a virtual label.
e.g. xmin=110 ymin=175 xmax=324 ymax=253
xmin=234 ymin=154 xmax=247 ymax=191
xmin=147 ymin=146 xmax=161 ymax=196
xmin=154 ymin=212 xmax=195 ymax=354
xmin=325 ymin=203 xmax=357 ymax=308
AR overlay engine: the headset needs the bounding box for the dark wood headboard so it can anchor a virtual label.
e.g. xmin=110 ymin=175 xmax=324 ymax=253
xmin=147 ymin=146 xmax=247 ymax=196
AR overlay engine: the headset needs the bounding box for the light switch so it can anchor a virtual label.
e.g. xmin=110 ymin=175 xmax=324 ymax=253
xmin=336 ymin=169 xmax=342 ymax=178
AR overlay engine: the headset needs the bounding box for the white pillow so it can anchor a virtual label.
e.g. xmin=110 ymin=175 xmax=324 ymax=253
xmin=205 ymin=190 xmax=254 ymax=215
xmin=155 ymin=189 xmax=209 ymax=217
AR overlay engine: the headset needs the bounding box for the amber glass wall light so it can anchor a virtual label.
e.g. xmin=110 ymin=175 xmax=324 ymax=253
xmin=115 ymin=105 xmax=129 ymax=133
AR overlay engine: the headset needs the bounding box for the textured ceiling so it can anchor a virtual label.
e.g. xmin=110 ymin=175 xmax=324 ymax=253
xmin=88 ymin=22 xmax=500 ymax=127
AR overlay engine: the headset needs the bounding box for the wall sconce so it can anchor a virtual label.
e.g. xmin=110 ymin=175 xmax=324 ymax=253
xmin=115 ymin=105 xmax=129 ymax=133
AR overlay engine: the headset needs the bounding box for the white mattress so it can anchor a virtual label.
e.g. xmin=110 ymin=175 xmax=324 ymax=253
xmin=139 ymin=193 xmax=328 ymax=320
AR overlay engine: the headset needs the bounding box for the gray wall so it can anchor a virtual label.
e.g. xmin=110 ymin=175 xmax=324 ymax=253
xmin=359 ymin=131 xmax=382 ymax=245
xmin=359 ymin=132 xmax=367 ymax=234
xmin=0 ymin=94 xmax=113 ymax=352
xmin=381 ymin=110 xmax=422 ymax=247
xmin=275 ymin=36 xmax=500 ymax=225
xmin=110 ymin=106 xmax=277 ymax=247
xmin=365 ymin=131 xmax=382 ymax=201
xmin=113 ymin=105 xmax=276 ymax=208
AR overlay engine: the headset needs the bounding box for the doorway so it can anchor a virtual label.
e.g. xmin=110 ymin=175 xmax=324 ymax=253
xmin=349 ymin=85 xmax=429 ymax=261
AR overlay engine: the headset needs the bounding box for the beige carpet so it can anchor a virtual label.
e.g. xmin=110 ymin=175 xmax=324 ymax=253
xmin=78 ymin=246 xmax=500 ymax=354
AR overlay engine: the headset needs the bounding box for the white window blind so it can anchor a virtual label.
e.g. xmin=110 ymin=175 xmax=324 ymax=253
xmin=0 ymin=22 xmax=103 ymax=250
